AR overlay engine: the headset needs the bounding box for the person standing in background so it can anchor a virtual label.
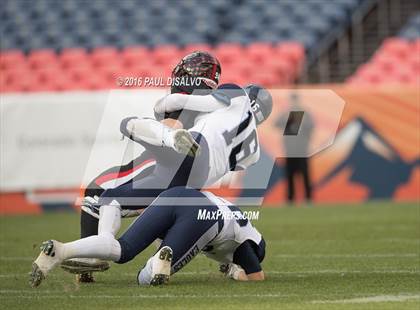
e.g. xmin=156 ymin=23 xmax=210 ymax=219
xmin=276 ymin=92 xmax=313 ymax=205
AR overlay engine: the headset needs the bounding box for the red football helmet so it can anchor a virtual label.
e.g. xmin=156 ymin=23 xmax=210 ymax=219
xmin=171 ymin=51 xmax=221 ymax=89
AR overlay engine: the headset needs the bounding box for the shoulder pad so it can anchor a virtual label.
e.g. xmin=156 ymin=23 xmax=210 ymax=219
xmin=211 ymin=83 xmax=247 ymax=105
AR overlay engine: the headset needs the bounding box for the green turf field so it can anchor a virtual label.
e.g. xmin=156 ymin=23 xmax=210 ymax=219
xmin=0 ymin=202 xmax=419 ymax=309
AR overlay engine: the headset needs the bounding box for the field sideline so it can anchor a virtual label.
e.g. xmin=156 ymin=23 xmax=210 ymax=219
xmin=0 ymin=202 xmax=419 ymax=309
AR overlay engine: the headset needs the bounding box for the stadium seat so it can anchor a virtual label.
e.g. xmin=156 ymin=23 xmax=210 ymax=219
xmin=248 ymin=70 xmax=280 ymax=87
xmin=182 ymin=44 xmax=213 ymax=55
xmin=121 ymin=46 xmax=151 ymax=67
xmin=219 ymin=72 xmax=248 ymax=87
xmin=214 ymin=43 xmax=244 ymax=65
xmin=0 ymin=41 xmax=305 ymax=92
xmin=226 ymin=61 xmax=255 ymax=78
xmin=380 ymin=38 xmax=412 ymax=59
xmin=68 ymin=66 xmax=95 ymax=84
xmin=3 ymin=0 xmax=332 ymax=51
xmin=407 ymin=53 xmax=420 ymax=72
xmin=90 ymin=47 xmax=120 ymax=68
xmin=3 ymin=0 xmax=322 ymax=95
xmin=151 ymin=45 xmax=182 ymax=66
xmin=246 ymin=43 xmax=275 ymax=64
xmin=35 ymin=67 xmax=64 ymax=84
xmin=27 ymin=49 xmax=58 ymax=69
xmin=264 ymin=57 xmax=297 ymax=83
xmin=0 ymin=50 xmax=26 ymax=70
xmin=349 ymin=15 xmax=419 ymax=86
xmin=348 ymin=35 xmax=419 ymax=85
xmin=5 ymin=68 xmax=38 ymax=92
xmin=60 ymin=48 xmax=90 ymax=69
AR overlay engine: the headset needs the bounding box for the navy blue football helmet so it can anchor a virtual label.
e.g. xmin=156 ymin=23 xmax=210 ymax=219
xmin=244 ymin=84 xmax=273 ymax=125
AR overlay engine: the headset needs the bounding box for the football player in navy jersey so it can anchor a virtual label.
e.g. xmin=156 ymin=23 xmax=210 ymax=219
xmin=30 ymin=187 xmax=265 ymax=287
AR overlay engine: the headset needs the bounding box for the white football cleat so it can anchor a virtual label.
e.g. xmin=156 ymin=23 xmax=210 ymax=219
xmin=60 ymin=258 xmax=110 ymax=274
xmin=173 ymin=129 xmax=200 ymax=157
xmin=150 ymin=246 xmax=173 ymax=286
xmin=29 ymin=240 xmax=63 ymax=288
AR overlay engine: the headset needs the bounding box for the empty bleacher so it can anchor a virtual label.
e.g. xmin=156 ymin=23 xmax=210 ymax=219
xmin=348 ymin=13 xmax=419 ymax=85
xmin=2 ymin=0 xmax=411 ymax=92
xmin=1 ymin=0 xmax=364 ymax=52
xmin=0 ymin=42 xmax=305 ymax=91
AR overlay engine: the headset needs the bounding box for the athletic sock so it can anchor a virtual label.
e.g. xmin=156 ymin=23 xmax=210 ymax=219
xmin=60 ymin=233 xmax=121 ymax=261
xmin=98 ymin=201 xmax=121 ymax=236
xmin=80 ymin=210 xmax=99 ymax=238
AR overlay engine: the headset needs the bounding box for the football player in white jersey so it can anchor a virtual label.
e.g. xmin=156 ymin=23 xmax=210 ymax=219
xmin=30 ymin=187 xmax=265 ymax=287
xmin=63 ymin=81 xmax=272 ymax=282
xmin=58 ymin=51 xmax=272 ymax=281
xmin=120 ymin=82 xmax=272 ymax=185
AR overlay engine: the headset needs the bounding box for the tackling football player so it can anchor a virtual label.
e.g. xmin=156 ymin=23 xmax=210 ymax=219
xmin=30 ymin=187 xmax=265 ymax=287
xmin=64 ymin=81 xmax=272 ymax=279
xmin=61 ymin=51 xmax=272 ymax=281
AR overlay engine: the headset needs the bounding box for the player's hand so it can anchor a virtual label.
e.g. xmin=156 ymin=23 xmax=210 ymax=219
xmin=219 ymin=263 xmax=245 ymax=280
xmin=80 ymin=196 xmax=100 ymax=219
xmin=121 ymin=209 xmax=144 ymax=218
xmin=172 ymin=129 xmax=200 ymax=157
xmin=120 ymin=117 xmax=138 ymax=139
xmin=161 ymin=118 xmax=183 ymax=129
xmin=219 ymin=263 xmax=230 ymax=274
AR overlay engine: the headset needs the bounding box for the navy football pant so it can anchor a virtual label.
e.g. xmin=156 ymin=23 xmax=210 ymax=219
xmin=81 ymin=133 xmax=209 ymax=238
xmin=81 ymin=151 xmax=156 ymax=238
xmin=116 ymin=187 xmax=222 ymax=274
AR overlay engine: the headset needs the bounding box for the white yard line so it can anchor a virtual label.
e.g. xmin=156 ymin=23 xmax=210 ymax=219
xmin=312 ymin=294 xmax=420 ymax=304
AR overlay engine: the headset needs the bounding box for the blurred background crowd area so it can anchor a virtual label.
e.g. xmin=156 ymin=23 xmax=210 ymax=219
xmin=0 ymin=0 xmax=419 ymax=90
xmin=0 ymin=0 xmax=419 ymax=214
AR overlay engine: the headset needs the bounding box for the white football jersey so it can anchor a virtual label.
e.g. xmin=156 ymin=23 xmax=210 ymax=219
xmin=189 ymin=91 xmax=260 ymax=186
xmin=200 ymin=191 xmax=262 ymax=264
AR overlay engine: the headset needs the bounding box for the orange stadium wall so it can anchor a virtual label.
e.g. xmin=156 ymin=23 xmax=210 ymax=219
xmin=211 ymin=85 xmax=420 ymax=205
xmin=0 ymin=85 xmax=419 ymax=214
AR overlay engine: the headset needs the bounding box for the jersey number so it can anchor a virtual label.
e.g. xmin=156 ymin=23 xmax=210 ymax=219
xmin=223 ymin=112 xmax=258 ymax=170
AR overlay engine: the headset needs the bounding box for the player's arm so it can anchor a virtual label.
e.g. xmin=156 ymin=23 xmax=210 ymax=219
xmin=225 ymin=240 xmax=265 ymax=281
xmin=120 ymin=117 xmax=174 ymax=147
xmin=154 ymin=92 xmax=228 ymax=116
xmin=224 ymin=264 xmax=264 ymax=281
xmin=120 ymin=117 xmax=200 ymax=157
xmin=154 ymin=83 xmax=246 ymax=117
